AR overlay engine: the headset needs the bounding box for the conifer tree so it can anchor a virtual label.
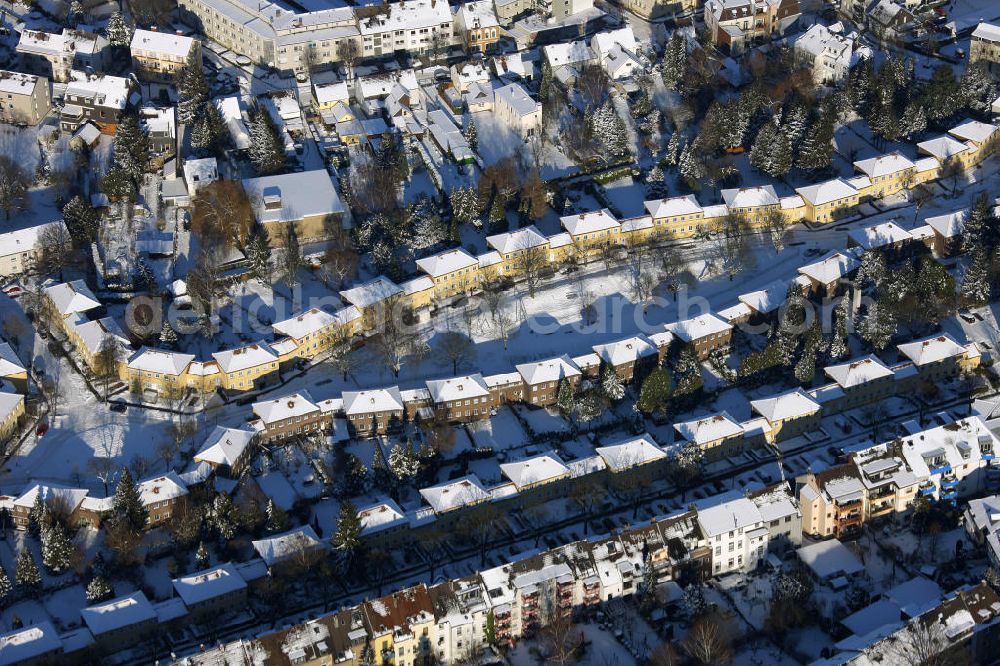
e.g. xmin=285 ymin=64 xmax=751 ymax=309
xmin=636 ymin=366 xmax=672 ymax=415
xmin=857 ymin=299 xmax=896 ymax=351
xmin=15 ymin=550 xmax=40 ymax=594
xmin=112 ymin=112 xmax=150 ymax=191
xmin=62 ymin=195 xmax=99 ymax=244
xmin=463 ymin=116 xmax=478 ymax=152
xmin=41 ymin=524 xmax=73 ymax=573
xmin=664 ymin=132 xmax=680 ymax=166
xmin=196 ymin=541 xmax=209 ymax=569
xmin=962 ymin=248 xmax=991 ymax=305
xmin=27 ymin=495 xmax=45 ymax=538
xmin=0 ymin=566 xmax=11 ymax=604
xmin=265 ymin=498 xmax=288 ymax=533
xmin=86 ymin=576 xmax=112 ymax=602
xmin=159 ymin=320 xmax=178 ymax=348
xmin=332 ymin=500 xmax=362 ymax=555
xmin=105 ymin=11 xmax=133 ymax=48
xmin=178 ymin=51 xmax=209 ymax=125
xmin=556 ymin=380 xmax=575 ymax=416
xmin=601 ymin=366 xmax=625 ymax=401
xmin=247 ymin=105 xmax=285 ymax=176
xmin=114 ymin=467 xmax=148 ymax=530
xmin=245 ymin=228 xmax=272 ymax=283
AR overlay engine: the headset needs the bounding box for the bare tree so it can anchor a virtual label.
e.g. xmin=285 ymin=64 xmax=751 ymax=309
xmin=88 ymin=457 xmax=116 ymax=495
xmin=191 ymin=180 xmax=255 ymax=252
xmin=456 ymin=504 xmax=503 ymax=567
xmin=336 ymin=40 xmax=361 ymax=78
xmin=433 ymin=330 xmax=476 ymax=374
xmin=576 ymin=64 xmax=610 ymax=109
xmin=623 ymin=239 xmax=659 ymax=305
xmin=369 ymin=294 xmax=425 ymax=378
xmin=683 ymin=616 xmax=733 ymax=665
xmin=761 ymin=207 xmax=788 ymax=254
xmin=34 ymin=223 xmax=76 ymax=280
xmin=325 ymin=331 xmax=358 ymax=381
xmin=570 ymin=478 xmax=607 ymax=535
xmin=0 ymin=156 xmax=30 ymax=220
xmin=717 ymin=211 xmax=755 ymax=278
xmin=650 ymin=642 xmax=680 ymax=666
xmin=422 ymin=408 xmax=456 ymax=455
xmin=320 ymin=229 xmax=359 ymax=288
xmin=519 ymin=243 xmax=548 ymax=298
xmin=95 ymin=334 xmax=124 ymax=402
xmin=881 ymin=619 xmax=963 ymax=666
xmin=539 ymin=614 xmax=583 ymax=666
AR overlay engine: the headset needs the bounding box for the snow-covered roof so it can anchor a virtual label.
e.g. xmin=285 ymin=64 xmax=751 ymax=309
xmin=824 ymin=354 xmax=893 ymax=388
xmin=560 ymin=209 xmax=620 ymax=236
xmin=483 ymin=371 xmax=522 ymax=388
xmin=130 ymin=28 xmax=196 ymax=57
xmin=44 ymin=280 xmax=100 ymax=316
xmin=500 ymin=453 xmax=570 ymax=489
xmin=516 ymin=355 xmax=581 ymax=385
xmin=357 ymin=0 xmax=452 ymax=36
xmin=313 ymin=80 xmax=349 ymax=106
xmin=13 ymin=482 xmax=88 ymax=511
xmin=0 ymin=343 xmax=25 ymax=377
xmin=416 ymin=248 xmax=478 ymax=278
xmin=64 ymin=70 xmax=130 ymax=110
xmin=0 ymin=221 xmax=68 ymax=259
xmin=925 ymin=210 xmax=967 ymax=238
xmin=272 ymin=307 xmax=337 ymax=341
xmin=797 ymin=539 xmax=864 ymax=579
xmin=0 ymin=69 xmax=42 ymax=97
xmin=853 ymin=152 xmax=915 ymax=179
xmin=494 ymin=82 xmax=540 ymax=118
xmin=253 ymin=391 xmax=320 ymax=424
xmin=899 ymin=417 xmax=996 ymax=480
xmin=595 ymin=434 xmax=667 ymax=471
xmin=127 ymin=347 xmax=194 ymax=376
xmin=917 ymin=135 xmax=970 ymax=161
xmin=426 ymin=374 xmax=490 ymax=403
xmin=591 ymin=26 xmax=637 ymax=58
xmin=401 ymin=276 xmax=434 ymax=295
xmin=342 ymin=386 xmax=404 ymax=414
xmin=547 ymin=232 xmax=573 ymax=248
xmin=543 ymin=39 xmax=592 ymax=67
xmin=591 ymin=335 xmax=657 ymax=366
xmin=717 ymin=302 xmax=753 ymax=323
xmin=213 ymin=341 xmax=277 ymax=374
xmin=357 ymin=498 xmax=406 ymax=535
xmin=847 ymin=221 xmax=912 ymax=250
xmin=664 ymin=313 xmax=732 ymax=342
xmin=137 ymin=471 xmax=188 ymax=506
xmin=173 ymin=562 xmax=247 ymax=607
xmin=620 ymin=215 xmax=653 ymax=232
xmin=675 ymin=412 xmax=744 ymax=445
xmin=750 ymin=388 xmax=820 ymax=423
xmin=738 ymin=279 xmax=788 ymax=314
xmin=797 ymin=251 xmax=860 ymax=285
xmin=781 ymin=195 xmax=804 ymax=210
xmin=795 ymin=178 xmax=857 ymax=207
xmin=948 ymin=118 xmax=998 ymax=145
xmin=721 ymin=185 xmax=779 ymax=209
xmin=896 ymin=333 xmax=966 ymax=366
xmin=81 ymin=592 xmax=157 ymax=636
xmin=194 ymin=426 xmax=256 ymax=467
xmin=420 ymin=475 xmax=490 ymax=513
xmin=0 ymin=622 xmax=61 ymax=665
xmin=486 ymin=225 xmax=548 ymax=255
xmin=915 ymin=156 xmax=939 ymax=172
xmin=252 ymin=526 xmax=325 ymax=566
xmin=339 ymin=276 xmax=403 ymax=309
xmin=696 ymin=497 xmax=762 ymax=538
xmin=972 ymin=21 xmax=1000 ymax=42
xmin=242 ymin=170 xmax=344 ymax=224
xmin=644 ymin=194 xmax=702 ymax=219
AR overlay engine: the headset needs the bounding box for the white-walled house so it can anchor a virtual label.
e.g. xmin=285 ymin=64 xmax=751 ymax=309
xmin=494 ymin=82 xmax=542 ymax=140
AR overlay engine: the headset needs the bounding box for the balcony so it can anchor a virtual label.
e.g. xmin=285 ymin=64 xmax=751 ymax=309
xmin=869 ymin=501 xmax=894 ymax=517
xmin=918 ymin=482 xmax=937 ymax=496
xmin=941 ymin=474 xmax=960 ymax=489
xmin=928 ymin=462 xmax=952 ymax=476
xmin=941 ymin=488 xmax=958 ymax=501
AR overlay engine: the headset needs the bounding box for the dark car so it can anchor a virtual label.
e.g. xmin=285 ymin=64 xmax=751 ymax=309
xmin=109 ymin=403 xmax=128 ymax=413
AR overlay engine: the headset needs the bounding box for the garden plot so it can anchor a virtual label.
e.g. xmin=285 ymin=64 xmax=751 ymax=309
xmin=466 ymin=407 xmax=530 ymax=454
xmin=513 ymin=404 xmax=571 ymax=436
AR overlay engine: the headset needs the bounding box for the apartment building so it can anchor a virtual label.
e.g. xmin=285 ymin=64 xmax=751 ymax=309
xmin=172 ymin=563 xmax=248 ymax=622
xmin=426 ymin=374 xmax=494 ymax=421
xmin=486 ymin=225 xmax=550 ymax=276
xmin=0 ymin=392 xmax=25 ymax=444
xmin=357 ymin=0 xmax=456 ymax=59
xmin=750 ymin=388 xmax=821 ymax=442
xmin=427 ymin=577 xmax=491 ymax=664
xmin=0 ymin=221 xmax=66 ymax=277
xmin=138 ymin=472 xmax=189 ymax=526
xmin=0 ymin=70 xmax=51 ymax=125
xmin=821 ymin=354 xmax=895 ymax=411
xmin=455 ymin=1 xmax=501 ymax=53
xmin=415 ymin=249 xmax=480 ymax=302
xmin=60 ymin=70 xmax=131 ymax=134
xmin=193 ymin=425 xmax=257 ymax=476
xmin=704 ymin=0 xmax=801 ymax=55
xmin=896 ymin=333 xmax=980 ymax=382
xmin=493 ymin=82 xmax=542 ymax=141
xmin=722 ymin=185 xmax=782 ymax=224
xmin=971 ymin=22 xmax=1000 ymax=74
xmin=793 ymin=23 xmax=854 ymax=84
xmin=696 ymin=497 xmax=770 ymax=575
xmin=798 ymin=464 xmax=867 ymax=538
xmin=130 ymin=29 xmax=201 ymax=82
xmin=644 ymin=194 xmax=706 ymax=239
xmin=81 ymin=592 xmax=158 ymax=653
xmin=560 ymin=209 xmax=621 ymax=256
xmin=242 ymin=170 xmax=346 ymax=245
xmin=608 ymin=0 xmax=699 ymax=20
xmin=515 ymin=355 xmax=582 ymax=406
xmin=795 ymin=178 xmax=860 ymax=224
xmin=16 ymin=29 xmax=108 ymax=83
xmin=664 ymin=313 xmax=732 ymax=360
xmin=675 ymin=412 xmax=746 ymax=461
xmin=251 ymin=391 xmax=338 ymax=443
xmin=363 ymin=586 xmax=436 ymax=666
xmin=343 ymin=387 xmax=405 ymax=435
xmin=591 ymin=335 xmax=658 ymax=381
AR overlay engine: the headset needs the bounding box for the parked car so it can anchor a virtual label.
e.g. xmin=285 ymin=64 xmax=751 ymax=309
xmin=2 ymin=284 xmax=21 ymax=297
xmin=109 ymin=403 xmax=127 ymax=413
xmin=36 ymin=422 xmax=48 ymax=437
